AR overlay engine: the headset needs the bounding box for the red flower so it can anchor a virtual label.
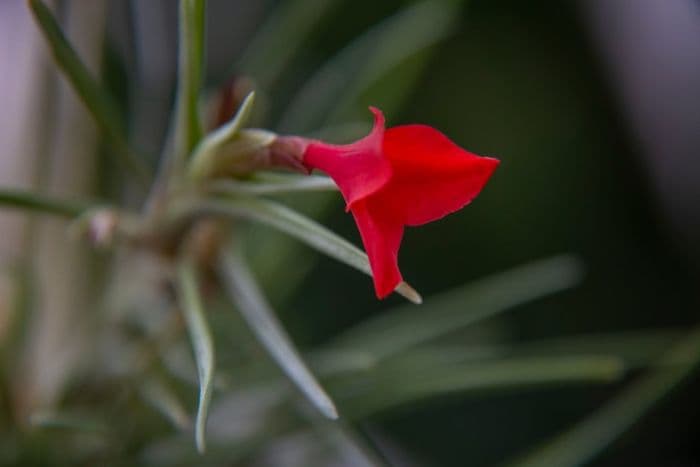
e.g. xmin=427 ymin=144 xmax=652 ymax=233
xmin=302 ymin=108 xmax=499 ymax=299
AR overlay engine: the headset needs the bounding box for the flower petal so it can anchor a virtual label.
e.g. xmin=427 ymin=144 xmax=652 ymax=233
xmin=350 ymin=201 xmax=404 ymax=299
xmin=380 ymin=124 xmax=499 ymax=226
xmin=303 ymin=108 xmax=392 ymax=208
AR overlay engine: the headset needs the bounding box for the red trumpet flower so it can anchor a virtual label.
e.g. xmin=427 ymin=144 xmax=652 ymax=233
xmin=301 ymin=107 xmax=499 ymax=299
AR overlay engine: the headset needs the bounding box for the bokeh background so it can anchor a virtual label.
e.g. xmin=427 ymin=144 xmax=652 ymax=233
xmin=1 ymin=0 xmax=700 ymax=466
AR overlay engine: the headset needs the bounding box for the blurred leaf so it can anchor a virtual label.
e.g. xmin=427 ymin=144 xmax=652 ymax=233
xmin=219 ymin=329 xmax=683 ymax=397
xmin=29 ymin=410 xmax=108 ymax=434
xmin=311 ymin=350 xmax=379 ymax=377
xmin=27 ymin=0 xmax=149 ymax=182
xmin=0 ymin=189 xmax=90 ymax=218
xmin=198 ymin=197 xmax=421 ymax=303
xmin=379 ymin=330 xmax=683 ymax=372
xmin=172 ymin=0 xmax=206 ymax=170
xmin=313 ymin=419 xmax=386 ymax=467
xmin=334 ymin=354 xmax=624 ymax=420
xmin=308 ymin=122 xmax=373 ymax=143
xmin=140 ymin=377 xmax=191 ymax=431
xmin=496 ymin=329 xmax=685 ymax=370
xmin=219 ymin=245 xmax=338 ymax=420
xmin=507 ymin=327 xmax=700 ymax=467
xmin=209 ymin=173 xmax=337 ymax=196
xmin=188 ymin=91 xmax=256 ymax=180
xmin=236 ymin=0 xmax=344 ymax=89
xmin=278 ymin=0 xmax=459 ymax=133
xmin=176 ymin=259 xmax=215 ymax=453
xmin=149 ymin=0 xmax=207 ymax=211
xmin=333 ymin=255 xmax=583 ymax=358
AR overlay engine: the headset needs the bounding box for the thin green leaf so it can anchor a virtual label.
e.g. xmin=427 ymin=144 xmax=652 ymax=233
xmin=506 ymin=327 xmax=700 ymax=467
xmin=140 ymin=377 xmax=192 ymax=431
xmin=219 ymin=245 xmax=338 ymax=420
xmin=0 ymin=188 xmax=91 ymax=217
xmin=208 ymin=172 xmax=337 ymax=196
xmin=187 ymin=92 xmax=262 ymax=181
xmin=278 ymin=0 xmax=458 ymax=133
xmin=236 ymin=0 xmax=343 ymax=89
xmin=227 ymin=329 xmax=681 ymax=395
xmin=495 ymin=329 xmax=684 ymax=370
xmin=313 ymin=418 xmax=386 ymax=467
xmin=29 ymin=410 xmax=108 ymax=434
xmin=148 ymin=0 xmax=206 ymax=208
xmin=27 ymin=0 xmax=149 ymax=182
xmin=193 ymin=197 xmax=421 ymax=303
xmin=333 ymin=255 xmax=583 ymax=358
xmin=335 ymin=354 xmax=624 ymax=420
xmin=204 ymin=91 xmax=256 ymax=147
xmin=176 ymin=260 xmax=215 ymax=453
xmin=172 ymin=0 xmax=206 ymax=169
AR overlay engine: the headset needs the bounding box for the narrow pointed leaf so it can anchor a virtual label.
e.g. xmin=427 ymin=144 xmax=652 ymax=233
xmin=335 ymin=354 xmax=624 ymax=420
xmin=507 ymin=327 xmax=700 ymax=467
xmin=27 ymin=0 xmax=149 ymax=182
xmin=172 ymin=0 xmax=206 ymax=170
xmin=188 ymin=92 xmax=257 ymax=180
xmin=236 ymin=0 xmax=343 ymax=89
xmin=333 ymin=255 xmax=583 ymax=358
xmin=208 ymin=172 xmax=337 ymax=196
xmin=195 ymin=197 xmax=421 ymax=303
xmin=220 ymin=246 xmax=338 ymax=419
xmin=29 ymin=410 xmax=108 ymax=433
xmin=314 ymin=418 xmax=387 ymax=467
xmin=278 ymin=0 xmax=458 ymax=133
xmin=146 ymin=0 xmax=206 ymax=206
xmin=0 ymin=189 xmax=90 ymax=217
xmin=492 ymin=329 xmax=684 ymax=369
xmin=326 ymin=0 xmax=458 ymax=124
xmin=176 ymin=260 xmax=215 ymax=453
xmin=140 ymin=377 xmax=192 ymax=431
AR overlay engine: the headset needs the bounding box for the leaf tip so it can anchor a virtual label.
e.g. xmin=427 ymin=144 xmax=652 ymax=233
xmin=321 ymin=399 xmax=340 ymax=420
xmin=195 ymin=433 xmax=206 ymax=454
xmin=396 ymin=281 xmax=422 ymax=304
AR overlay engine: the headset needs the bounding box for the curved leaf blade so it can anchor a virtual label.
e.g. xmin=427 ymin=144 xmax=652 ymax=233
xmin=176 ymin=260 xmax=215 ymax=453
